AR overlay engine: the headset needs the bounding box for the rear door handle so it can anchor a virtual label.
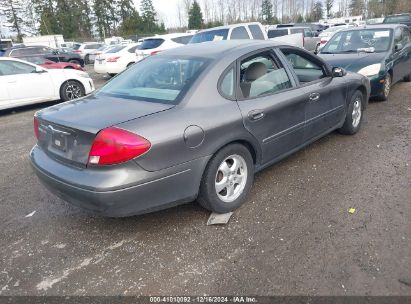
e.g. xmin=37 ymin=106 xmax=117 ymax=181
xmin=309 ymin=92 xmax=320 ymax=102
xmin=248 ymin=110 xmax=264 ymax=121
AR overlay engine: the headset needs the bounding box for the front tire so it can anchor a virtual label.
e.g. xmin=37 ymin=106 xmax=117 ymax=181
xmin=376 ymin=73 xmax=391 ymax=101
xmin=198 ymin=144 xmax=254 ymax=213
xmin=338 ymin=90 xmax=364 ymax=135
xmin=60 ymin=80 xmax=85 ymax=101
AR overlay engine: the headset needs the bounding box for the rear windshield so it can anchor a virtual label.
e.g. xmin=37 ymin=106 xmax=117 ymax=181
xmin=137 ymin=39 xmax=165 ymax=50
xmin=267 ymin=29 xmax=288 ymax=38
xmin=189 ymin=29 xmax=229 ymax=43
xmin=106 ymin=46 xmax=126 ymax=53
xmin=97 ymin=56 xmax=209 ymax=105
xmin=384 ymin=15 xmax=411 ymax=23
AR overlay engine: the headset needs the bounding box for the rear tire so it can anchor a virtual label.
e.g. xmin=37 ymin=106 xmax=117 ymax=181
xmin=375 ymin=73 xmax=391 ymax=101
xmin=60 ymin=80 xmax=85 ymax=101
xmin=126 ymin=62 xmax=135 ymax=68
xmin=338 ymin=90 xmax=363 ymax=135
xmin=84 ymin=55 xmax=90 ymax=65
xmin=198 ymin=144 xmax=254 ymax=213
xmin=404 ymin=73 xmax=411 ymax=82
xmin=108 ymin=73 xmax=116 ymax=77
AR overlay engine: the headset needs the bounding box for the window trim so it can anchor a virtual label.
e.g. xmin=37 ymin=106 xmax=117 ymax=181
xmin=235 ymin=48 xmax=297 ymax=101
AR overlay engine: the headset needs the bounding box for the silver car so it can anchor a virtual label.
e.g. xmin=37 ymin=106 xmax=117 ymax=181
xmin=30 ymin=40 xmax=370 ymax=217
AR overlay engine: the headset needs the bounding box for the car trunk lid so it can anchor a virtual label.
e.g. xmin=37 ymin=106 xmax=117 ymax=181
xmin=36 ymin=95 xmax=174 ymax=165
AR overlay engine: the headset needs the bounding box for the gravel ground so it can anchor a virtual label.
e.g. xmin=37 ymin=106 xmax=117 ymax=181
xmin=0 ymin=67 xmax=410 ymax=296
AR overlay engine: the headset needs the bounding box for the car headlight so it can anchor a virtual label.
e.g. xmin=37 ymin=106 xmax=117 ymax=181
xmin=357 ymin=64 xmax=381 ymax=77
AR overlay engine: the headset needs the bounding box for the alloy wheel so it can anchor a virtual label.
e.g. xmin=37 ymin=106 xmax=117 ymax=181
xmin=215 ymin=154 xmax=248 ymax=203
xmin=351 ymin=98 xmax=362 ymax=128
xmin=65 ymin=83 xmax=82 ymax=100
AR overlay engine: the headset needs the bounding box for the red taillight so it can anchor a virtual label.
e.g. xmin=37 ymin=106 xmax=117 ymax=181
xmin=320 ymin=39 xmax=327 ymax=44
xmin=88 ymin=127 xmax=151 ymax=166
xmin=74 ymin=50 xmax=81 ymax=53
xmin=33 ymin=117 xmax=40 ymax=140
xmin=107 ymin=56 xmax=120 ymax=62
xmin=150 ymin=50 xmax=161 ymax=56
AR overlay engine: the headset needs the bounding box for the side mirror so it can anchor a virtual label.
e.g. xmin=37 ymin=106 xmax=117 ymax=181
xmin=332 ymin=67 xmax=346 ymax=77
xmin=35 ymin=66 xmax=47 ymax=73
xmin=395 ymin=43 xmax=403 ymax=52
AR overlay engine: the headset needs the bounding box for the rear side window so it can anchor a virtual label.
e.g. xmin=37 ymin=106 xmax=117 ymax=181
xmin=231 ymin=26 xmax=250 ymax=40
xmin=219 ymin=66 xmax=235 ymax=99
xmin=290 ymin=28 xmax=304 ymax=34
xmin=128 ymin=46 xmax=138 ymax=53
xmin=267 ymin=29 xmax=288 ymax=38
xmin=0 ymin=60 xmax=36 ymax=76
xmin=171 ymin=35 xmax=193 ymax=45
xmin=137 ymin=39 xmax=165 ymax=50
xmin=248 ymin=25 xmax=265 ymax=40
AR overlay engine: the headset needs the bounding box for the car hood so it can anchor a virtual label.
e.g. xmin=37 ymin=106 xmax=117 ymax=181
xmin=36 ymin=94 xmax=174 ymax=134
xmin=318 ymin=52 xmax=387 ymax=72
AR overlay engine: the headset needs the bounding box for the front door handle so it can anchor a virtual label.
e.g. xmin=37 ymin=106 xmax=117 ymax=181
xmin=309 ymin=92 xmax=320 ymax=102
xmin=248 ymin=110 xmax=264 ymax=121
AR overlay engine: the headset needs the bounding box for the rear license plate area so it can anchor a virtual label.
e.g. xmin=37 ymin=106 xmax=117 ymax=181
xmin=52 ymin=133 xmax=67 ymax=152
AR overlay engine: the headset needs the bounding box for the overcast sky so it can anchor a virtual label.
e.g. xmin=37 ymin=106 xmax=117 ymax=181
xmin=134 ymin=0 xmax=182 ymax=28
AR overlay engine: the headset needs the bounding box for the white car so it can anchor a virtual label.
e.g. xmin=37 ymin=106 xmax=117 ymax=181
xmin=135 ymin=33 xmax=193 ymax=62
xmin=73 ymin=42 xmax=104 ymax=59
xmin=94 ymin=43 xmax=140 ymax=76
xmin=0 ymin=57 xmax=95 ymax=110
xmin=318 ymin=25 xmax=356 ymax=49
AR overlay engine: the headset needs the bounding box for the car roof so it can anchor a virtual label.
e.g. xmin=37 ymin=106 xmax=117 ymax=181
xmin=158 ymin=40 xmax=283 ymax=59
xmin=197 ymin=22 xmax=263 ymax=33
xmin=336 ymin=24 xmax=405 ymax=32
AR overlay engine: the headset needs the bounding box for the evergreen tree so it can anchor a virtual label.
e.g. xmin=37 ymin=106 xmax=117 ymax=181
xmin=350 ymin=0 xmax=365 ymax=16
xmin=188 ymin=0 xmax=203 ymax=29
xmin=261 ymin=0 xmax=274 ymax=25
xmin=0 ymin=0 xmax=25 ymax=40
xmin=311 ymin=1 xmax=323 ymax=22
xmin=117 ymin=0 xmax=143 ymax=36
xmin=140 ymin=0 xmax=157 ymax=33
xmin=94 ymin=0 xmax=117 ymax=38
xmin=325 ymin=0 xmax=333 ymax=18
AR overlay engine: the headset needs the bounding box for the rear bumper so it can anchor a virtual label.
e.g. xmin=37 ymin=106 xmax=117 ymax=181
xmin=94 ymin=62 xmax=125 ymax=75
xmin=30 ymin=145 xmax=209 ymax=217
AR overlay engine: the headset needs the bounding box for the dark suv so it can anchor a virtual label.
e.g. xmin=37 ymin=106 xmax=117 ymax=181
xmin=383 ymin=14 xmax=411 ymax=29
xmin=3 ymin=45 xmax=84 ymax=66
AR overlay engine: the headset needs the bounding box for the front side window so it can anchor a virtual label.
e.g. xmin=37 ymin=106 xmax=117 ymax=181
xmin=0 ymin=60 xmax=36 ymax=76
xmin=231 ymin=26 xmax=250 ymax=40
xmin=97 ymin=56 xmax=208 ymax=104
xmin=239 ymin=52 xmax=292 ymax=98
xmin=280 ymin=48 xmax=327 ymax=83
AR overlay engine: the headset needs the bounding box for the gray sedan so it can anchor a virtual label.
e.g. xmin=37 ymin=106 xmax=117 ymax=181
xmin=30 ymin=40 xmax=370 ymax=217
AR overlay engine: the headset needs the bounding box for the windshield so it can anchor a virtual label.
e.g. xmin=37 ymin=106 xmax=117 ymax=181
xmin=320 ymin=29 xmax=392 ymax=53
xmin=384 ymin=15 xmax=411 ymax=23
xmin=97 ymin=56 xmax=209 ymax=104
xmin=189 ymin=29 xmax=229 ymax=43
xmin=137 ymin=39 xmax=165 ymax=50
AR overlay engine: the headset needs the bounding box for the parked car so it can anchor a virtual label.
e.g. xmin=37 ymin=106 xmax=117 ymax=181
xmin=135 ymin=33 xmax=193 ymax=62
xmin=30 ymin=40 xmax=370 ymax=217
xmin=0 ymin=57 xmax=94 ymax=109
xmin=383 ymin=13 xmax=411 ymax=29
xmin=318 ymin=25 xmax=356 ymax=50
xmin=21 ymin=56 xmax=83 ymax=70
xmin=318 ymin=24 xmax=411 ymax=101
xmin=72 ymin=42 xmax=104 ymax=60
xmin=3 ymin=45 xmax=84 ymax=66
xmin=267 ymin=27 xmax=321 ymax=52
xmin=94 ymin=43 xmax=140 ymax=76
xmin=85 ymin=45 xmax=112 ymax=64
xmin=189 ymin=22 xmax=267 ymax=44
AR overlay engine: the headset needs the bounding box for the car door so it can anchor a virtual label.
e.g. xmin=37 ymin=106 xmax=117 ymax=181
xmin=391 ymin=27 xmax=410 ymax=83
xmin=235 ymin=49 xmax=306 ymax=165
xmin=0 ymin=69 xmax=10 ymax=105
xmin=279 ymin=47 xmax=346 ymax=142
xmin=402 ymin=28 xmax=411 ymax=76
xmin=0 ymin=60 xmax=54 ymax=103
